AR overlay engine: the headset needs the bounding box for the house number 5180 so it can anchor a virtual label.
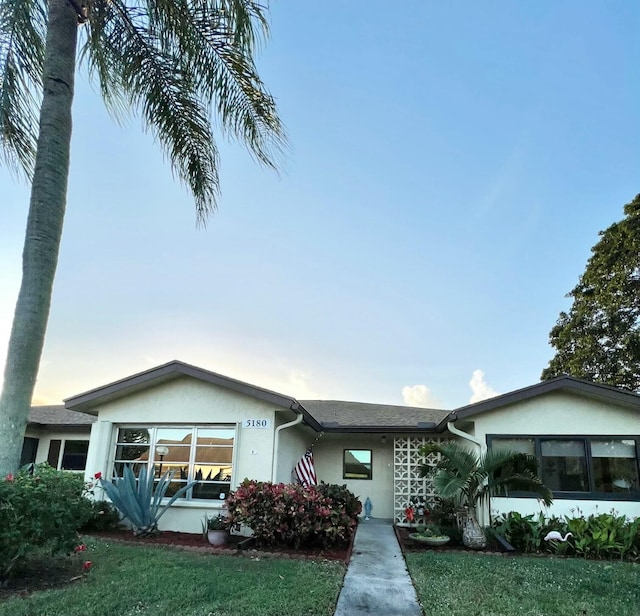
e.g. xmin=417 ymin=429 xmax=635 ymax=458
xmin=243 ymin=419 xmax=271 ymax=428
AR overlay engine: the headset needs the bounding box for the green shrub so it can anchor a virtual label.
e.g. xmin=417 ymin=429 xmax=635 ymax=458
xmin=80 ymin=500 xmax=123 ymax=532
xmin=493 ymin=511 xmax=550 ymax=552
xmin=226 ymin=479 xmax=361 ymax=548
xmin=566 ymin=512 xmax=639 ymax=559
xmin=429 ymin=498 xmax=458 ymax=527
xmin=492 ymin=510 xmax=640 ymax=560
xmin=0 ymin=464 xmax=93 ymax=579
xmin=438 ymin=522 xmax=462 ymax=545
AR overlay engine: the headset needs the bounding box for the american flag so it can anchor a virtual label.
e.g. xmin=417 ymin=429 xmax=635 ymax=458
xmin=294 ymin=448 xmax=317 ymax=488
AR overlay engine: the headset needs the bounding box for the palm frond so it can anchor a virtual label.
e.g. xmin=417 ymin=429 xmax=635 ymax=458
xmin=420 ymin=443 xmax=477 ymax=477
xmin=489 ymin=468 xmax=553 ymax=506
xmin=191 ymin=1 xmax=285 ymax=169
xmin=80 ymin=0 xmax=284 ymax=223
xmin=0 ymin=0 xmax=46 ymax=177
xmin=145 ymin=0 xmax=286 ymax=169
xmin=421 ymin=442 xmax=554 ymax=510
xmin=83 ymin=0 xmax=219 ymax=222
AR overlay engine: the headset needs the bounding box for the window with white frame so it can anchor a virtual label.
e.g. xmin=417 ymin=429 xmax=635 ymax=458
xmin=113 ymin=426 xmax=235 ymax=500
xmin=489 ymin=435 xmax=640 ymax=499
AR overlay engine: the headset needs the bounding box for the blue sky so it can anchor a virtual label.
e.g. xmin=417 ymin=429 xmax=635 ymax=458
xmin=1 ymin=1 xmax=639 ymax=409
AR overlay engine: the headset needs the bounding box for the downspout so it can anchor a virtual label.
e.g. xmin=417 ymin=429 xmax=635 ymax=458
xmin=271 ymin=406 xmax=303 ymax=482
xmin=446 ymin=414 xmax=488 ymax=526
xmin=446 ymin=415 xmax=486 ymax=454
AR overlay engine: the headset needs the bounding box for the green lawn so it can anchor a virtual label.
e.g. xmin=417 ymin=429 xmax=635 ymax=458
xmin=0 ymin=539 xmax=345 ymax=616
xmin=406 ymin=552 xmax=640 ymax=616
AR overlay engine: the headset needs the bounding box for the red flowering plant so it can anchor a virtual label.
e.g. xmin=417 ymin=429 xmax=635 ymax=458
xmin=226 ymin=479 xmax=361 ymax=549
xmin=405 ymin=506 xmax=415 ymax=524
xmin=404 ymin=497 xmax=432 ymax=526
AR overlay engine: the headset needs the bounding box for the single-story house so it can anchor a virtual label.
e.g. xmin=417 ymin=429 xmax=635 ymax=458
xmin=25 ymin=360 xmax=640 ymax=533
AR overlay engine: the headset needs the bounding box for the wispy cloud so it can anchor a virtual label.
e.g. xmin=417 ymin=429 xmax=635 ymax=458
xmin=468 ymin=369 xmax=499 ymax=403
xmin=402 ymin=384 xmax=443 ymax=408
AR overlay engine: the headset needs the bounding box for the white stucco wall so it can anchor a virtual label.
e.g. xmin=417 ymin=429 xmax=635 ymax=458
xmin=491 ymin=497 xmax=640 ymax=521
xmin=83 ymin=376 xmax=294 ymax=533
xmin=274 ymin=421 xmax=311 ymax=484
xmin=313 ymin=433 xmax=394 ymax=518
xmin=472 ymin=391 xmax=640 ymax=438
xmin=467 ymin=390 xmax=640 ymax=520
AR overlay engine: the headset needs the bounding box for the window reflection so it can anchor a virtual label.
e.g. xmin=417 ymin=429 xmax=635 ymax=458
xmin=112 ymin=426 xmax=234 ymax=500
xmin=541 ymin=440 xmax=588 ymax=492
xmin=592 ymin=439 xmax=639 ymax=493
xmin=344 ymin=449 xmax=372 ymax=480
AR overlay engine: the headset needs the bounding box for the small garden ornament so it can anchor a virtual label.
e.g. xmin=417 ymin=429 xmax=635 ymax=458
xmin=364 ymin=497 xmax=372 ymax=519
xmin=544 ymin=531 xmax=573 ymax=542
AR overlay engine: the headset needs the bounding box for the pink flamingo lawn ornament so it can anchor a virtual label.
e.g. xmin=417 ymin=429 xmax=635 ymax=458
xmin=544 ymin=531 xmax=573 ymax=542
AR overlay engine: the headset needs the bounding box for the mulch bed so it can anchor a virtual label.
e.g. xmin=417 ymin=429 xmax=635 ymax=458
xmin=88 ymin=529 xmax=354 ymax=563
xmin=394 ymin=525 xmax=510 ymax=556
xmin=0 ymin=557 xmax=88 ymax=600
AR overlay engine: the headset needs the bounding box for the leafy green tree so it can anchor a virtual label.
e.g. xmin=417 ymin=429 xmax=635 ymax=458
xmin=0 ymin=0 xmax=285 ymax=474
xmin=542 ymin=194 xmax=640 ymax=390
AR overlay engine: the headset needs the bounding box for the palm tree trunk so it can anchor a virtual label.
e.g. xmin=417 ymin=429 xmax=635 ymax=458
xmin=0 ymin=0 xmax=78 ymax=475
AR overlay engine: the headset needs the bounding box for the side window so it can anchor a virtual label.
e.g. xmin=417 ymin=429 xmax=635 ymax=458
xmin=343 ymin=449 xmax=372 ymax=480
xmin=488 ymin=434 xmax=640 ymax=498
xmin=61 ymin=440 xmax=90 ymax=471
xmin=47 ymin=439 xmax=90 ymax=471
xmin=20 ymin=437 xmax=39 ymax=467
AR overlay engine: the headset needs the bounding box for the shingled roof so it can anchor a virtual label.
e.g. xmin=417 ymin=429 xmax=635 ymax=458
xmin=299 ymin=400 xmax=451 ymax=432
xmin=28 ymin=405 xmax=96 ymax=427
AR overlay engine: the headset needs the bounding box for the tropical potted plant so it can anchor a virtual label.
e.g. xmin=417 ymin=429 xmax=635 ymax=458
xmin=419 ymin=443 xmax=553 ymax=549
xmin=409 ymin=524 xmax=450 ymax=546
xmin=205 ymin=514 xmax=229 ymax=546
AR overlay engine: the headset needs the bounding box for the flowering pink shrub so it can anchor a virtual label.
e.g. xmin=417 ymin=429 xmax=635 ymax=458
xmin=226 ymin=480 xmax=361 ymax=548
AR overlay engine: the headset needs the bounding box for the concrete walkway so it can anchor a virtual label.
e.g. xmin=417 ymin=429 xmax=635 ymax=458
xmin=333 ymin=519 xmax=422 ymax=616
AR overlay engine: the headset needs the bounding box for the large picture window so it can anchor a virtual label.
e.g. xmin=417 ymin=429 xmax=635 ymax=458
xmin=113 ymin=426 xmax=235 ymax=501
xmin=490 ymin=435 xmax=640 ymax=499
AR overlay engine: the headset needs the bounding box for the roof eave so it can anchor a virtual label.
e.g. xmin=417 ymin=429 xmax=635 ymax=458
xmin=316 ymin=423 xmax=439 ymax=434
xmin=65 ymin=360 xmax=301 ymax=413
xmin=454 ymin=376 xmax=640 ymax=420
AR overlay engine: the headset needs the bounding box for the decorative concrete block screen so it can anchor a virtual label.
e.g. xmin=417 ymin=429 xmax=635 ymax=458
xmin=393 ymin=436 xmax=443 ymax=524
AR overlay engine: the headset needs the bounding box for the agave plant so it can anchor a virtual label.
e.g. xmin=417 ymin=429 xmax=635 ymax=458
xmin=99 ymin=464 xmax=197 ymax=536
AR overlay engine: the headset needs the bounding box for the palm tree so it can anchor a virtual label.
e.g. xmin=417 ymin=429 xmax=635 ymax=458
xmin=419 ymin=442 xmax=552 ymax=546
xmin=0 ymin=0 xmax=285 ymax=475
